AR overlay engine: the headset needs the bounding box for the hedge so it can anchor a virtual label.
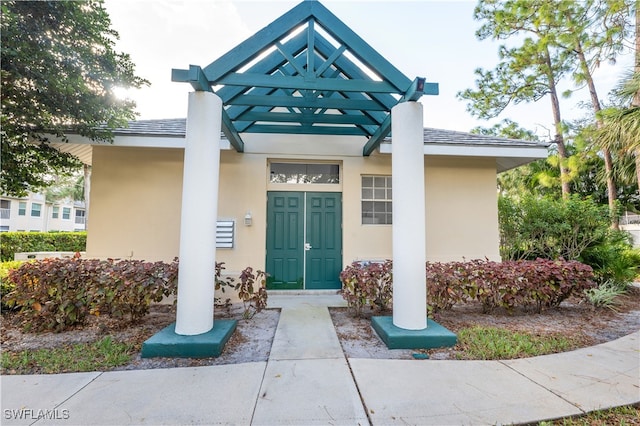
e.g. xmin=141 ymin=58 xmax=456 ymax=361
xmin=340 ymin=259 xmax=596 ymax=315
xmin=0 ymin=232 xmax=87 ymax=261
xmin=3 ymin=257 xmax=268 ymax=332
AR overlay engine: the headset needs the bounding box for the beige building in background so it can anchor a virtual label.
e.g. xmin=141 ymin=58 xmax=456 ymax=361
xmin=0 ymin=192 xmax=86 ymax=233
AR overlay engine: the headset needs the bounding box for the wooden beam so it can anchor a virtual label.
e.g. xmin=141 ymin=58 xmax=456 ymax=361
xmin=171 ymin=65 xmax=212 ymax=92
xmin=362 ymin=77 xmax=437 ymax=156
xmin=307 ymin=1 xmax=412 ymax=93
xmin=229 ymin=94 xmax=388 ymax=111
xmin=236 ymin=110 xmax=377 ymax=125
xmin=216 ymin=31 xmax=307 ymax=103
xmin=362 ymin=114 xmax=391 ymax=156
xmin=313 ymin=34 xmax=397 ymax=110
xmin=202 ymin=2 xmax=313 ymax=81
xmin=315 ymin=45 xmax=346 ymax=76
xmin=220 ymin=108 xmax=244 ymax=152
xmin=243 ymin=124 xmax=368 ymax=136
xmin=216 ymin=72 xmax=398 ymax=93
xmin=275 ymin=41 xmax=307 ymax=76
xmin=306 ymin=19 xmax=315 ymax=78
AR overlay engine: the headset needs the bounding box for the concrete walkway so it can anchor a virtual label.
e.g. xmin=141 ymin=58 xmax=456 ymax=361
xmin=1 ymin=294 xmax=638 ymax=425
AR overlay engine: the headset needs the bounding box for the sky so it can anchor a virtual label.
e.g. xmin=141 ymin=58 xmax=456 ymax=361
xmin=104 ymin=0 xmax=635 ymax=140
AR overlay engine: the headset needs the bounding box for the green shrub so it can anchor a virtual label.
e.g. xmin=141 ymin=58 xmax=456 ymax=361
xmin=498 ymin=195 xmax=637 ymax=285
xmin=0 ymin=232 xmax=86 ymax=261
xmin=498 ymin=195 xmax=611 ymax=261
xmin=0 ymin=260 xmax=24 ymax=309
xmin=580 ymin=232 xmax=639 ymax=286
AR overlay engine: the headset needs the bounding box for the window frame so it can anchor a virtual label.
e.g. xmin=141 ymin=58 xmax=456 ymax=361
xmin=361 ymin=175 xmax=393 ymax=225
xmin=269 ymin=162 xmax=340 ymax=185
xmin=31 ymin=203 xmax=42 ymax=217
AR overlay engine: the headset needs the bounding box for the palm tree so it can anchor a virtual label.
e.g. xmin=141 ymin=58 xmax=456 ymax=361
xmin=595 ymin=6 xmax=640 ymax=196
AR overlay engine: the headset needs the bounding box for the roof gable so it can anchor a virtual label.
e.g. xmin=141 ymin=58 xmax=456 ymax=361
xmin=171 ymin=0 xmax=437 ymax=155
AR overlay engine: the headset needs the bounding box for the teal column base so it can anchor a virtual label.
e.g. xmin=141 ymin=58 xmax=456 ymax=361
xmin=141 ymin=320 xmax=237 ymax=358
xmin=372 ymin=316 xmax=457 ymax=350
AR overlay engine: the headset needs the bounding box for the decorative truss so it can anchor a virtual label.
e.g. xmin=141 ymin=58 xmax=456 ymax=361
xmin=172 ymin=0 xmax=438 ymax=155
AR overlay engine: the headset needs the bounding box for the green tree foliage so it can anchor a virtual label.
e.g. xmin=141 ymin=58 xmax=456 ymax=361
xmin=45 ymin=173 xmax=85 ymax=204
xmin=498 ymin=195 xmax=637 ymax=284
xmin=459 ymin=0 xmax=573 ymax=196
xmin=471 ymin=119 xmax=555 ymax=198
xmin=1 ymin=0 xmax=148 ymax=196
xmin=460 ymin=0 xmax=633 ymax=203
xmin=549 ymin=0 xmax=632 ymax=227
xmin=482 ymin=118 xmax=639 ymax=210
xmin=596 ymin=41 xmax=640 ymax=195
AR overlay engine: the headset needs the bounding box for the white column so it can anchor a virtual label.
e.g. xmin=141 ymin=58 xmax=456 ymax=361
xmin=175 ymin=91 xmax=222 ymax=336
xmin=391 ymin=101 xmax=427 ymax=330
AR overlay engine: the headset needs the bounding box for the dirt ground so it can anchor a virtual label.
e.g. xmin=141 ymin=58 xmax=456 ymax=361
xmin=1 ymin=286 xmax=639 ymax=373
xmin=1 ymin=304 xmax=280 ymax=373
xmin=332 ymin=286 xmax=640 ymax=360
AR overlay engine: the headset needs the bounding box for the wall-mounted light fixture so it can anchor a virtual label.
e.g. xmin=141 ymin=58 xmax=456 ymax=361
xmin=244 ymin=211 xmax=252 ymax=226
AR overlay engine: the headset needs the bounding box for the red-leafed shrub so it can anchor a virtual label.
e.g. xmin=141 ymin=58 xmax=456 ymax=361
xmin=4 ymin=257 xmax=269 ymax=332
xmin=340 ymin=259 xmax=596 ymax=315
xmin=236 ymin=267 xmax=268 ymax=319
xmin=5 ymin=255 xmax=178 ymax=331
xmin=339 ymin=260 xmax=392 ymax=316
xmin=91 ymin=259 xmax=179 ymax=321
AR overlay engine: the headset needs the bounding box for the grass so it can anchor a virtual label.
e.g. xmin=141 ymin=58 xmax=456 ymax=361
xmin=1 ymin=336 xmax=136 ymax=374
xmin=454 ymin=326 xmax=585 ymax=360
xmin=538 ymin=404 xmax=640 ymax=425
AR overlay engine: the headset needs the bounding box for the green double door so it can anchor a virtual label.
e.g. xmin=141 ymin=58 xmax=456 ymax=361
xmin=266 ymin=192 xmax=342 ymax=290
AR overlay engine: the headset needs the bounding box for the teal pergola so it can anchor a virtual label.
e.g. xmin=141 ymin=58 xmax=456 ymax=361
xmin=171 ymin=0 xmax=438 ymax=156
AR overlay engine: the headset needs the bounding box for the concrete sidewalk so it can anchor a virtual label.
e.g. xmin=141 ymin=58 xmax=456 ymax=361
xmin=1 ymin=294 xmax=638 ymax=425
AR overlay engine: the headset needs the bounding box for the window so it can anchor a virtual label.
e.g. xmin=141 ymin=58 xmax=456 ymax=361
xmin=362 ymin=175 xmax=392 ymax=225
xmin=52 ymin=206 xmax=59 ymax=219
xmin=0 ymin=200 xmax=9 ymax=219
xmin=75 ymin=209 xmax=86 ymax=224
xmin=62 ymin=207 xmax=71 ymax=220
xmin=18 ymin=202 xmax=26 ymax=216
xmin=31 ymin=203 xmax=42 ymax=217
xmin=0 ymin=226 xmax=9 ymax=232
xmin=270 ymin=163 xmax=339 ymax=184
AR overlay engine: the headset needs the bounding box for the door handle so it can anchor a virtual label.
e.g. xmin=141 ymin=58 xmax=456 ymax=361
xmin=304 ymin=243 xmax=312 ymax=251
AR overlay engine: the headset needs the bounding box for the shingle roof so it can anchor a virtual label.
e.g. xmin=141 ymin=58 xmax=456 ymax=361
xmin=115 ymin=119 xmax=549 ymax=148
xmin=420 ymin=128 xmax=547 ymax=148
xmin=113 ymin=119 xmax=187 ymax=137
